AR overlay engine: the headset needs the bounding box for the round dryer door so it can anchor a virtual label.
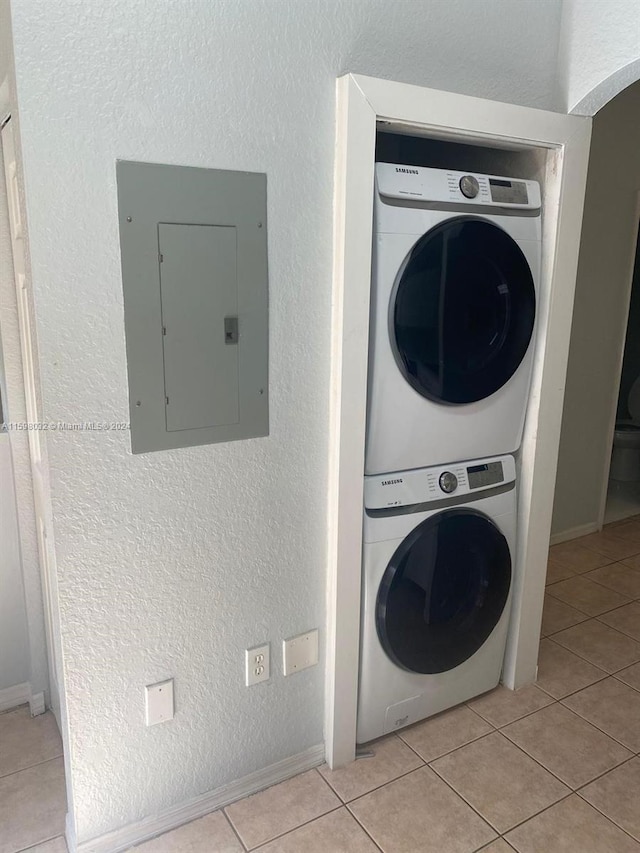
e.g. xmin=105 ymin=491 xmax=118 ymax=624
xmin=391 ymin=217 xmax=536 ymax=404
xmin=376 ymin=508 xmax=511 ymax=674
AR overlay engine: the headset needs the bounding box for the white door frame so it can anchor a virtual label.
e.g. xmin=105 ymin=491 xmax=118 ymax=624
xmin=1 ymin=116 xmax=59 ymax=719
xmin=325 ymin=73 xmax=592 ymax=768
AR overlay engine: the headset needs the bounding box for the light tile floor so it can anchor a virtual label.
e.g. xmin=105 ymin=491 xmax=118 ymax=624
xmin=6 ymin=519 xmax=640 ymax=852
xmin=0 ymin=705 xmax=66 ymax=853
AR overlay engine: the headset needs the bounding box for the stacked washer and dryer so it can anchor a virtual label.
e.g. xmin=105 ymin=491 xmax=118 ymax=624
xmin=357 ymin=163 xmax=541 ymax=743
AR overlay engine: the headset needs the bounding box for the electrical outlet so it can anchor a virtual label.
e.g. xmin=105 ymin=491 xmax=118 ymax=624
xmin=145 ymin=679 xmax=174 ymax=726
xmin=245 ymin=643 xmax=270 ymax=686
xmin=283 ymin=629 xmax=318 ymax=676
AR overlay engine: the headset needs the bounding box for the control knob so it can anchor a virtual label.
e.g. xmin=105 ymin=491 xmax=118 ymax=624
xmin=439 ymin=471 xmax=458 ymax=494
xmin=459 ymin=175 xmax=479 ymax=199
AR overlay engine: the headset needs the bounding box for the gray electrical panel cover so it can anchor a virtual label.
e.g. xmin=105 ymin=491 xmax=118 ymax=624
xmin=116 ymin=160 xmax=268 ymax=453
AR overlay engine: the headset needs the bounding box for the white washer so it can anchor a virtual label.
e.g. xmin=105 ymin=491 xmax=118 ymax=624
xmin=366 ymin=164 xmax=541 ymax=476
xmin=357 ymin=454 xmax=516 ymax=744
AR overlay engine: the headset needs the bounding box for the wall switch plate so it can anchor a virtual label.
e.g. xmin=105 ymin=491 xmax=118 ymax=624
xmin=145 ymin=679 xmax=174 ymax=726
xmin=245 ymin=643 xmax=270 ymax=686
xmin=283 ymin=629 xmax=318 ymax=676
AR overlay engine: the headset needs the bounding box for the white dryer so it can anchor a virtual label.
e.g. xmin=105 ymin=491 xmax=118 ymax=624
xmin=357 ymin=454 xmax=516 ymax=744
xmin=366 ymin=164 xmax=541 ymax=476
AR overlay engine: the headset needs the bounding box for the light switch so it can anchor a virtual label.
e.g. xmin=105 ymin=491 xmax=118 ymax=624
xmin=145 ymin=679 xmax=174 ymax=726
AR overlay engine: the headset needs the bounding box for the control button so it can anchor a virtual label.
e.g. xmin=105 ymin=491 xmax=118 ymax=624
xmin=439 ymin=471 xmax=458 ymax=494
xmin=459 ymin=175 xmax=480 ymax=199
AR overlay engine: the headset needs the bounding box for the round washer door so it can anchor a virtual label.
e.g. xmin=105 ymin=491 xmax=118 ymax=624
xmin=376 ymin=508 xmax=511 ymax=674
xmin=391 ymin=217 xmax=536 ymax=404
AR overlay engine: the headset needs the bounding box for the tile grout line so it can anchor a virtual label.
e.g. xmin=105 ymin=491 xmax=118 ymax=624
xmin=499 ymin=708 xmax=634 ymax=793
xmin=493 ymin=722 xmax=640 ymax=840
xmin=345 ymin=756 xmax=499 ymax=849
xmin=423 ymin=750 xmax=504 ymax=840
xmin=507 ymin=662 xmax=639 ymax=837
xmin=574 ymin=752 xmax=638 ymax=793
xmin=573 ymin=758 xmax=640 ymax=847
xmin=564 ymin=537 xmax=640 ymax=560
xmin=494 ymin=789 xmax=579 ymax=843
xmin=426 ymin=722 xmax=579 ymax=831
xmin=544 ymin=587 xmax=636 ymax=620
xmin=231 ymin=769 xmax=348 ymax=852
xmin=0 ymin=751 xmax=64 ymax=782
xmin=558 ymin=690 xmax=640 ymax=754
xmin=15 ymin=831 xmax=67 ymax=852
xmin=245 ymin=803 xmax=344 ymax=851
xmin=497 ymin=790 xmax=575 ymax=843
xmin=323 ymin=754 xmax=427 ymax=807
xmin=535 ymin=637 xmax=611 ymax=701
xmin=451 ymin=686 xmax=633 ymax=795
xmin=220 ymin=808 xmax=249 ymax=852
xmin=595 ymin=610 xmax=640 ymax=644
xmin=547 ymin=618 xmax=640 ymax=673
xmin=349 ymin=692 xmax=619 ymax=836
xmin=398 ymin=726 xmax=494 ymax=771
xmin=611 ymin=670 xmax=640 ymax=693
xmin=341 ymin=741 xmax=500 ymax=842
xmin=340 ymin=804 xmax=385 ymax=853
xmin=557 ymin=582 xmax=640 ymax=610
xmin=397 ymin=730 xmax=518 ymax=837
xmin=582 ymin=573 xmax=640 ymax=596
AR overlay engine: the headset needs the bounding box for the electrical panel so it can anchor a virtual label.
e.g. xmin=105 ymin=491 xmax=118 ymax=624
xmin=117 ymin=160 xmax=268 ymax=453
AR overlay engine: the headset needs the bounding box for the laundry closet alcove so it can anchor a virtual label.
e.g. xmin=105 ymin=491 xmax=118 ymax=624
xmin=325 ymin=73 xmax=592 ymax=769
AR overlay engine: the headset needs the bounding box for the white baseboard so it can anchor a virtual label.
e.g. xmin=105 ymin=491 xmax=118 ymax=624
xmin=29 ymin=691 xmax=46 ymax=716
xmin=549 ymin=522 xmax=600 ymax=546
xmin=0 ymin=681 xmax=30 ymax=713
xmin=76 ymin=743 xmax=326 ymax=853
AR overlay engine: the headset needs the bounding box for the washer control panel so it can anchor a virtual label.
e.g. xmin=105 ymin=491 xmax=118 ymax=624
xmin=376 ymin=163 xmax=541 ymax=210
xmin=364 ymin=455 xmax=516 ymax=510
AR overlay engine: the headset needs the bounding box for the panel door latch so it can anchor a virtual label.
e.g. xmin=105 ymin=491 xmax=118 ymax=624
xmin=224 ymin=316 xmax=239 ymax=344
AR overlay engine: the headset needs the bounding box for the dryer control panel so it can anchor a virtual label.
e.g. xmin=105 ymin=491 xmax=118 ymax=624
xmin=364 ymin=454 xmax=517 ymax=510
xmin=376 ymin=163 xmax=541 ymax=211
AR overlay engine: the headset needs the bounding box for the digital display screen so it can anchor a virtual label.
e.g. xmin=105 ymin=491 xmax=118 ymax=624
xmin=467 ymin=461 xmax=504 ymax=489
xmin=489 ymin=179 xmax=528 ymax=204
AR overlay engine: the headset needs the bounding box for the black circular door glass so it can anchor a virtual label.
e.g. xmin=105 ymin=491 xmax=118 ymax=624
xmin=376 ymin=509 xmax=511 ymax=674
xmin=391 ymin=217 xmax=536 ymax=404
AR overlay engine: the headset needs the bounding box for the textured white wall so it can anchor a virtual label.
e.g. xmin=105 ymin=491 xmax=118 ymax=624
xmin=558 ymin=0 xmax=640 ymax=114
xmin=0 ymin=434 xmax=30 ymax=692
xmin=9 ymin=0 xmax=564 ymax=842
xmin=552 ymin=82 xmax=640 ymax=537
